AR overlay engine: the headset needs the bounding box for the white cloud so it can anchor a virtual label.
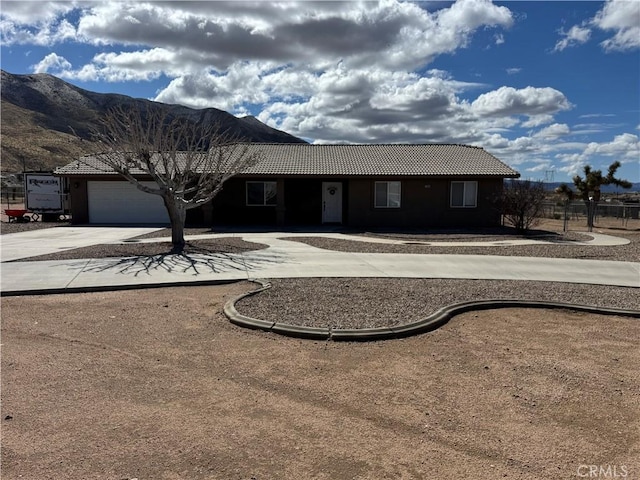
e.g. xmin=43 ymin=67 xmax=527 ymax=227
xmin=557 ymin=154 xmax=586 ymax=177
xmin=553 ymin=0 xmax=640 ymax=53
xmin=30 ymin=48 xmax=186 ymax=82
xmin=579 ymin=113 xmax=616 ymax=119
xmin=521 ymin=115 xmax=555 ymax=128
xmin=1 ymin=17 xmax=77 ymax=46
xmin=11 ymin=0 xmax=515 ymax=133
xmin=553 ymin=24 xmax=591 ymax=52
xmin=0 ymin=2 xmax=79 ymax=46
xmin=438 ymin=0 xmax=512 ymax=32
xmin=31 ymin=52 xmax=72 ymax=73
xmin=593 ymin=0 xmax=640 ymax=51
xmin=7 ymin=0 xmax=637 ymax=182
xmin=155 ymin=63 xmax=273 ymax=111
xmin=0 ymin=1 xmax=76 ymax=24
xmin=471 ymin=86 xmax=572 ymax=118
xmin=556 ymin=133 xmax=640 ymax=176
xmin=85 ymin=49 xmax=179 ymax=81
xmin=66 ymin=0 xmax=514 ymax=72
xmin=534 ymin=123 xmax=570 ymax=139
xmin=526 ymin=161 xmax=553 ymax=173
xmin=583 ymin=133 xmax=640 ymax=159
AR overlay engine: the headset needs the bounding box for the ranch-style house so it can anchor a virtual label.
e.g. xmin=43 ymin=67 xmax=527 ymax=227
xmin=54 ymin=143 xmax=519 ymax=229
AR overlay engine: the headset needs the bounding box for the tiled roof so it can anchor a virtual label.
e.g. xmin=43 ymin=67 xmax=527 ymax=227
xmin=55 ymin=152 xmax=194 ymax=176
xmin=55 ymin=143 xmax=519 ymax=178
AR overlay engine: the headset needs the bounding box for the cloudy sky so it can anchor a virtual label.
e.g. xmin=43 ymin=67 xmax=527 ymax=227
xmin=1 ymin=0 xmax=638 ymax=183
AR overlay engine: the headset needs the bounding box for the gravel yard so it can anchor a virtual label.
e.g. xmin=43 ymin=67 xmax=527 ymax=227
xmin=15 ymin=237 xmax=268 ymax=262
xmin=282 ymin=229 xmax=640 ymax=262
xmin=0 ymin=220 xmax=68 ymax=235
xmin=357 ymin=227 xmax=591 ymax=242
xmin=236 ymin=278 xmax=639 ymax=329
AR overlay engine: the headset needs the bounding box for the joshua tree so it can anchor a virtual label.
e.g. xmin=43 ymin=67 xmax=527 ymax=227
xmin=556 ymin=161 xmax=631 ymax=232
xmin=84 ymin=105 xmax=262 ymax=252
xmin=555 ymin=183 xmax=574 ymax=232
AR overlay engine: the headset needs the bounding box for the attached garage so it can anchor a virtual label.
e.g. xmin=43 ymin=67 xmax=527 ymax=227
xmin=87 ymin=181 xmax=169 ymax=224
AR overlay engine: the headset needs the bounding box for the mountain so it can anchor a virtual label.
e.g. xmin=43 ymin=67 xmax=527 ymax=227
xmin=0 ymin=70 xmax=306 ymax=173
xmin=541 ymin=181 xmax=640 ymax=194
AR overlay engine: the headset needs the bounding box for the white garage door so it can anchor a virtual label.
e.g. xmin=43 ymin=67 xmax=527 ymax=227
xmin=88 ymin=181 xmax=169 ymax=224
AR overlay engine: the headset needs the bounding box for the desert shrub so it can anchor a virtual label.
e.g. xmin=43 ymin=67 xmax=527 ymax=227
xmin=498 ymin=180 xmax=546 ymax=233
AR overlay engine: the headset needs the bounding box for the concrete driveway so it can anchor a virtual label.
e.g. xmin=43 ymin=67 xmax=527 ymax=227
xmin=0 ymin=226 xmax=164 ymax=262
xmin=1 ymin=231 xmax=638 ymax=294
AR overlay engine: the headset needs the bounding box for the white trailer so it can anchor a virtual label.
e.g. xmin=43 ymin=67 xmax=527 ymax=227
xmin=25 ymin=173 xmax=69 ymax=221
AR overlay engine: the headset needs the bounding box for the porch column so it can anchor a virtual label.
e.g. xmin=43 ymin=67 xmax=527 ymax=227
xmin=276 ymin=179 xmax=286 ymax=226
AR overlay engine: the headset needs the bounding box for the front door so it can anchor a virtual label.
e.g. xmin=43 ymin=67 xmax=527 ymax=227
xmin=322 ymin=182 xmax=342 ymax=223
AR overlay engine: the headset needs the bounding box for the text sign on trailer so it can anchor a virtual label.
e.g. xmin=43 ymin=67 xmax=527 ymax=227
xmin=25 ymin=174 xmax=63 ymax=212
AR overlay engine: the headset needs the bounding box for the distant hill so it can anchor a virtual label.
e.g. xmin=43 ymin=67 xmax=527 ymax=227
xmin=541 ymin=181 xmax=640 ymax=194
xmin=0 ymin=70 xmax=306 ymax=173
xmin=504 ymin=179 xmax=639 ymax=194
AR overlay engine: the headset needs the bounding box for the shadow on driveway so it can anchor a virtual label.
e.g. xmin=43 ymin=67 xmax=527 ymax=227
xmin=76 ymin=249 xmax=288 ymax=278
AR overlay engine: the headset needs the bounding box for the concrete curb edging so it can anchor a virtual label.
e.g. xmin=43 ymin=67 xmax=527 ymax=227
xmin=224 ymin=279 xmax=330 ymax=340
xmin=0 ymin=279 xmax=241 ymax=297
xmin=224 ymin=282 xmax=640 ymax=342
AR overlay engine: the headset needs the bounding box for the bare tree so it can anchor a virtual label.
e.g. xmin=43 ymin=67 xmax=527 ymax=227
xmin=556 ymin=161 xmax=631 ymax=232
xmin=498 ymin=179 xmax=546 ymax=233
xmin=85 ymin=105 xmax=261 ymax=252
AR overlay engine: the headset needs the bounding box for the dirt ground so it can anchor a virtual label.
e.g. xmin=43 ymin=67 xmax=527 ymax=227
xmin=2 ymin=284 xmax=638 ymax=480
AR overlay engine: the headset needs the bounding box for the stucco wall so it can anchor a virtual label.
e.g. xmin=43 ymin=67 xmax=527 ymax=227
xmin=211 ymin=177 xmax=278 ymax=225
xmin=347 ymin=178 xmax=502 ymax=228
xmin=67 ymin=175 xmax=504 ymax=228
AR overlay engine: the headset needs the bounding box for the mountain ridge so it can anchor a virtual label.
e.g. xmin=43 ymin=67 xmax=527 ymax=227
xmin=540 ymin=181 xmax=640 ymax=194
xmin=0 ymin=70 xmax=306 ymax=173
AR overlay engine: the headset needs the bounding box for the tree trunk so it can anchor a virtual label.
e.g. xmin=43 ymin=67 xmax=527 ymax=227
xmin=585 ymin=199 xmax=597 ymax=232
xmin=163 ymin=196 xmax=187 ymax=253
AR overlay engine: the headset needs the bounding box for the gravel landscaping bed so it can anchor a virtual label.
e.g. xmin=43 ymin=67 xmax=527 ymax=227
xmin=284 ymin=233 xmax=640 ymax=261
xmin=357 ymin=227 xmax=591 ymax=243
xmin=0 ymin=222 xmax=210 ymax=237
xmin=1 ymin=221 xmax=70 ymax=235
xmin=129 ymin=227 xmax=224 ymax=239
xmin=236 ymin=278 xmax=639 ymax=330
xmin=17 ymin=237 xmax=268 ymax=262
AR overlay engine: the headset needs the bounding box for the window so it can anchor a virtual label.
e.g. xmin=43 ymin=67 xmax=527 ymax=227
xmin=375 ymin=181 xmax=401 ymax=208
xmin=450 ymin=181 xmax=477 ymax=208
xmin=246 ymin=181 xmax=277 ymax=206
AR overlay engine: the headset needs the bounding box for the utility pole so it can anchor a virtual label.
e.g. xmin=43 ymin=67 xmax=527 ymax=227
xmin=544 ymin=170 xmax=555 ymax=183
